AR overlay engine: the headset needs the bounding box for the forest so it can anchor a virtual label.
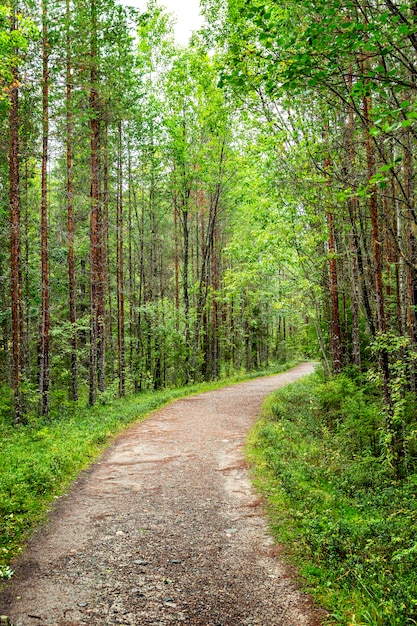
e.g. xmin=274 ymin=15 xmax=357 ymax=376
xmin=2 ymin=0 xmax=417 ymax=623
xmin=1 ymin=0 xmax=312 ymax=424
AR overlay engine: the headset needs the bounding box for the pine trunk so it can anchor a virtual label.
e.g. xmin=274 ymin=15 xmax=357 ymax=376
xmin=117 ymin=121 xmax=126 ymax=396
xmin=9 ymin=35 xmax=22 ymax=424
xmin=363 ymin=89 xmax=390 ymax=405
xmin=66 ymin=0 xmax=78 ymax=401
xmin=39 ymin=0 xmax=51 ymax=417
xmin=89 ymin=0 xmax=99 ymax=405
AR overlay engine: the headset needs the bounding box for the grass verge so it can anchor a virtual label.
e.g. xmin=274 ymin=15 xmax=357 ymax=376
xmin=0 ymin=359 xmax=300 ymax=579
xmin=247 ymin=372 xmax=417 ymax=626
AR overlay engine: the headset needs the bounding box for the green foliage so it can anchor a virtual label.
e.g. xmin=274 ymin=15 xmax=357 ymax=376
xmin=369 ymin=333 xmax=417 ymax=475
xmin=0 ymin=6 xmax=35 ymax=102
xmin=0 ymin=0 xmax=316 ymax=423
xmin=248 ymin=373 xmax=417 ymax=625
xmin=312 ymin=375 xmax=382 ymax=457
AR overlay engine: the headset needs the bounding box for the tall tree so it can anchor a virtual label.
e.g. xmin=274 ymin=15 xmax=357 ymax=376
xmin=88 ymin=0 xmax=105 ymax=405
xmin=38 ymin=0 xmax=50 ymax=416
xmin=117 ymin=120 xmax=126 ymax=396
xmin=66 ymin=0 xmax=78 ymax=401
xmin=9 ymin=4 xmax=23 ymax=424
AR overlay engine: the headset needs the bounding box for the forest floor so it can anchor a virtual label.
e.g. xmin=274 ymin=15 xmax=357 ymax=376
xmin=0 ymin=362 xmax=325 ymax=626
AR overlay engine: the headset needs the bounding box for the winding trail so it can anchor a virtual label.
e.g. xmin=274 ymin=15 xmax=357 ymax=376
xmin=0 ymin=363 xmax=324 ymax=626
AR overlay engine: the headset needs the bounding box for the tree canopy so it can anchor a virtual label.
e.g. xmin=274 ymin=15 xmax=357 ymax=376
xmin=0 ymin=0 xmax=313 ymax=427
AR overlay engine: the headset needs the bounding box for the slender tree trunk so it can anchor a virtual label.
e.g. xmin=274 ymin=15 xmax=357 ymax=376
xmin=128 ymin=142 xmax=134 ymax=380
xmin=18 ymin=220 xmax=25 ymax=394
xmin=39 ymin=0 xmax=51 ymax=417
xmin=0 ymin=256 xmax=10 ymax=381
xmin=327 ymin=207 xmax=343 ymax=374
xmin=89 ymin=0 xmax=99 ymax=405
xmin=182 ymin=202 xmax=191 ymax=382
xmin=23 ymin=161 xmax=30 ymax=379
xmin=10 ymin=19 xmax=26 ymax=417
xmin=324 ymin=143 xmax=343 ymax=374
xmin=136 ymin=185 xmax=145 ymax=391
xmin=103 ymin=121 xmax=115 ymax=383
xmin=363 ymin=85 xmax=390 ymax=405
xmin=346 ymin=75 xmax=361 ymax=367
xmin=173 ymin=183 xmax=180 ymax=323
xmin=403 ymin=130 xmax=417 ymax=342
xmin=348 ymin=198 xmax=362 ymax=368
xmin=96 ymin=136 xmax=105 ymax=394
xmin=9 ymin=21 xmax=22 ymax=423
xmin=117 ymin=121 xmax=126 ymax=396
xmin=66 ymin=0 xmax=78 ymax=401
xmin=130 ymin=176 xmax=141 ymax=390
xmin=394 ymin=170 xmax=407 ymax=334
xmin=211 ymin=224 xmax=219 ymax=379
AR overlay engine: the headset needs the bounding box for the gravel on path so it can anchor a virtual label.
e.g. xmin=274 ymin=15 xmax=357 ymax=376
xmin=0 ymin=362 xmax=325 ymax=626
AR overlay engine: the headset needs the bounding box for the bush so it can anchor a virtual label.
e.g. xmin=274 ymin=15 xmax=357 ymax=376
xmin=248 ymin=372 xmax=417 ymax=625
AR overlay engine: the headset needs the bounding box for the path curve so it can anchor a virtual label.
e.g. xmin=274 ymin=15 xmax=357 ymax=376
xmin=0 ymin=363 xmax=324 ymax=626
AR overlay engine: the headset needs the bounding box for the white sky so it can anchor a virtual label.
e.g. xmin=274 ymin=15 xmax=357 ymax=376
xmin=125 ymin=0 xmax=204 ymax=45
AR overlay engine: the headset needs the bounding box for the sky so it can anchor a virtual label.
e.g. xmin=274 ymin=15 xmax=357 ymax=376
xmin=125 ymin=0 xmax=204 ymax=45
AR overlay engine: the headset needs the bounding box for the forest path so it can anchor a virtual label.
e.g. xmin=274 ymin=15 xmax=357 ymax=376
xmin=0 ymin=363 xmax=324 ymax=626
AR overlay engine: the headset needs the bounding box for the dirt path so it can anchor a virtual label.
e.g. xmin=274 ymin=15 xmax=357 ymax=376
xmin=0 ymin=363 xmax=324 ymax=626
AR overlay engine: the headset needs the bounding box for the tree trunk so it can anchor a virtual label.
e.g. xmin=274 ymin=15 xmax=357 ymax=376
xmin=9 ymin=9 xmax=24 ymax=424
xmin=128 ymin=142 xmax=134 ymax=381
xmin=346 ymin=75 xmax=361 ymax=367
xmin=327 ymin=207 xmax=343 ymax=374
xmin=182 ymin=202 xmax=191 ymax=382
xmin=173 ymin=181 xmax=180 ymax=323
xmin=89 ymin=0 xmax=99 ymax=406
xmin=96 ymin=135 xmax=105 ymax=395
xmin=103 ymin=121 xmax=115 ymax=383
xmin=66 ymin=0 xmax=78 ymax=401
xmin=117 ymin=120 xmax=126 ymax=396
xmin=23 ymin=161 xmax=31 ymax=380
xmin=403 ymin=130 xmax=417 ymax=342
xmin=363 ymin=87 xmax=390 ymax=405
xmin=39 ymin=0 xmax=51 ymax=417
xmin=324 ymin=142 xmax=343 ymax=374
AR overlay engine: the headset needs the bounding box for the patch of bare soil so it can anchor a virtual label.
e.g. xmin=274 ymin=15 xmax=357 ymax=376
xmin=0 ymin=363 xmax=326 ymax=626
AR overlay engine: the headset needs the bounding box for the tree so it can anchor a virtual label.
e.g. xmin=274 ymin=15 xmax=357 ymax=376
xmin=38 ymin=0 xmax=50 ymax=416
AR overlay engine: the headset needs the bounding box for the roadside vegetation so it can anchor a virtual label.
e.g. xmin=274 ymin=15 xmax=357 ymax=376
xmin=0 ymin=359 xmax=300 ymax=579
xmin=248 ymin=371 xmax=417 ymax=626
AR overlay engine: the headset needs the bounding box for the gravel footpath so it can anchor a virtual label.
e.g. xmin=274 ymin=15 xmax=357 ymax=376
xmin=0 ymin=362 xmax=325 ymax=626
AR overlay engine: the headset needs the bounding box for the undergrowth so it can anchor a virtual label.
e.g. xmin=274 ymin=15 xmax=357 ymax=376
xmin=248 ymin=371 xmax=417 ymax=626
xmin=0 ymin=359 xmax=300 ymax=576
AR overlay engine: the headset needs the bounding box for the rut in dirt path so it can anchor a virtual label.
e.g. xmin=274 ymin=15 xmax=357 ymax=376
xmin=0 ymin=362 xmax=324 ymax=626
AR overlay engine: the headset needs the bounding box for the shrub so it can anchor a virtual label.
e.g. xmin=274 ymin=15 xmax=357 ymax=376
xmin=248 ymin=373 xmax=417 ymax=625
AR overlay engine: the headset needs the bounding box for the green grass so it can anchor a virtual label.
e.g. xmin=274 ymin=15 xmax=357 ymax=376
xmin=0 ymin=359 xmax=301 ymax=579
xmin=247 ymin=373 xmax=417 ymax=626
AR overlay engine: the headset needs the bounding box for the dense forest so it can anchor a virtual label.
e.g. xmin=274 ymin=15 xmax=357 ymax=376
xmin=1 ymin=0 xmax=311 ymax=425
xmin=204 ymin=0 xmax=417 ymax=478
xmin=0 ymin=2 xmax=312 ymax=423
xmin=3 ymin=0 xmax=417 ymax=622
xmin=3 ymin=0 xmax=417 ymax=474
